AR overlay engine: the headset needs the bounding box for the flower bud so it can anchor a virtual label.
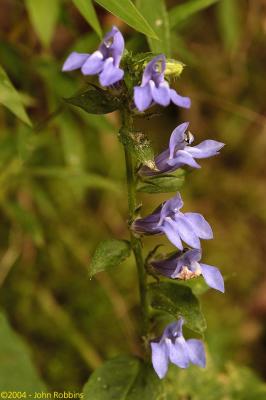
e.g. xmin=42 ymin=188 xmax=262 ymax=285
xmin=164 ymin=59 xmax=185 ymax=78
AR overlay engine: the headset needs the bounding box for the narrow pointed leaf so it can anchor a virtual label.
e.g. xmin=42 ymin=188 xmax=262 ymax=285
xmin=64 ymin=87 xmax=120 ymax=114
xmin=94 ymin=0 xmax=158 ymax=39
xmin=136 ymin=0 xmax=171 ymax=56
xmin=169 ymin=0 xmax=220 ymax=29
xmin=148 ymin=282 xmax=206 ymax=334
xmin=89 ymin=239 xmax=131 ymax=276
xmin=0 ymin=65 xmax=31 ymax=126
xmin=25 ymin=0 xmax=60 ymax=47
xmin=72 ymin=0 xmax=102 ymax=37
xmin=83 ymin=356 xmax=162 ymax=399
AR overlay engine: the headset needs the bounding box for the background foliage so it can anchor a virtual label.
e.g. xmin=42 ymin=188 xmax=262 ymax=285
xmin=0 ymin=0 xmax=266 ymax=396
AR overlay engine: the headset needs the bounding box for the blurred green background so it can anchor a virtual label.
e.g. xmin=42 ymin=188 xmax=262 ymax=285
xmin=0 ymin=0 xmax=265 ymax=393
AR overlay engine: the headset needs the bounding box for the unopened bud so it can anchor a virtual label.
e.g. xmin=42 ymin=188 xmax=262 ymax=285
xmin=165 ymin=59 xmax=185 ymax=78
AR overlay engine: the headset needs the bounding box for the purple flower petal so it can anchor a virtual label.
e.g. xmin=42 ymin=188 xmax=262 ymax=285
xmin=186 ymin=339 xmax=206 ymax=367
xmin=81 ymin=51 xmax=104 ymax=75
xmin=170 ymin=89 xmax=191 ymax=108
xmin=200 ymin=263 xmax=225 ymax=292
xmin=160 ymin=219 xmax=183 ymax=250
xmin=168 ymin=337 xmax=190 ymax=368
xmin=134 ymin=84 xmax=152 ymax=112
xmin=175 ymin=215 xmax=201 ymax=249
xmin=109 ymin=28 xmax=125 ymax=67
xmin=99 ymin=58 xmax=124 ymax=86
xmin=169 ymin=122 xmax=189 ymax=159
xmin=167 ymin=150 xmax=201 ymax=169
xmin=151 ymin=341 xmax=169 ymax=379
xmin=186 ymin=140 xmax=225 ymax=159
xmin=142 ymin=55 xmax=165 ymax=86
xmin=183 ymin=249 xmax=202 ymax=265
xmin=62 ymin=52 xmax=89 ymax=71
xmin=184 ymin=212 xmax=213 ymax=239
xmin=150 ymin=81 xmax=170 ymax=107
xmin=159 ymin=193 xmax=184 ymax=224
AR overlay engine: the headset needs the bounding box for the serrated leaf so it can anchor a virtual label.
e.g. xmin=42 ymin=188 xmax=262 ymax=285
xmin=89 ymin=239 xmax=131 ymax=277
xmin=25 ymin=0 xmax=60 ymax=47
xmin=83 ymin=355 xmax=162 ymax=400
xmin=72 ymin=0 xmax=102 ymax=37
xmin=136 ymin=0 xmax=171 ymax=56
xmin=94 ymin=0 xmax=158 ymax=39
xmin=0 ymin=65 xmax=31 ymax=126
xmin=137 ymin=169 xmax=186 ymax=193
xmin=148 ymin=282 xmax=206 ymax=334
xmin=169 ymin=0 xmax=220 ymax=29
xmin=64 ymin=87 xmax=120 ymax=114
xmin=0 ymin=312 xmax=47 ymax=390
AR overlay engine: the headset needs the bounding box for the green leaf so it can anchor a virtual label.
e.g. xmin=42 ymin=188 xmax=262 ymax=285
xmin=64 ymin=87 xmax=120 ymax=114
xmin=89 ymin=239 xmax=131 ymax=277
xmin=25 ymin=0 xmax=60 ymax=47
xmin=94 ymin=0 xmax=158 ymax=39
xmin=72 ymin=0 xmax=102 ymax=37
xmin=217 ymin=0 xmax=241 ymax=51
xmin=83 ymin=355 xmax=162 ymax=400
xmin=0 ymin=65 xmax=31 ymax=126
xmin=0 ymin=312 xmax=47 ymax=390
xmin=148 ymin=282 xmax=206 ymax=334
xmin=136 ymin=0 xmax=171 ymax=56
xmin=27 ymin=167 xmax=120 ymax=193
xmin=137 ymin=169 xmax=186 ymax=193
xmin=169 ymin=0 xmax=220 ymax=29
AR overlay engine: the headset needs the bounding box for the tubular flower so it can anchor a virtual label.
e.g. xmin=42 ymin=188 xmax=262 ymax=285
xmin=151 ymin=318 xmax=206 ymax=379
xmin=62 ymin=26 xmax=124 ymax=86
xmin=134 ymin=55 xmax=191 ymax=112
xmin=132 ymin=193 xmax=212 ymax=250
xmin=151 ymin=248 xmax=224 ymax=293
xmin=140 ymin=122 xmax=225 ymax=176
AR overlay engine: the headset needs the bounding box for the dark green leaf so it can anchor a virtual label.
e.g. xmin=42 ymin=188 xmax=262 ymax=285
xmin=169 ymin=0 xmax=220 ymax=29
xmin=25 ymin=0 xmax=60 ymax=47
xmin=0 ymin=65 xmax=31 ymax=126
xmin=136 ymin=0 xmax=171 ymax=56
xmin=0 ymin=312 xmax=47 ymax=390
xmin=94 ymin=0 xmax=158 ymax=39
xmin=64 ymin=87 xmax=120 ymax=114
xmin=72 ymin=0 xmax=102 ymax=37
xmin=148 ymin=282 xmax=206 ymax=334
xmin=137 ymin=169 xmax=186 ymax=193
xmin=83 ymin=355 xmax=162 ymax=400
xmin=89 ymin=239 xmax=131 ymax=277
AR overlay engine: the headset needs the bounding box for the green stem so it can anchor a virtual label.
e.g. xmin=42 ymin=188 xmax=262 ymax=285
xmin=120 ymin=108 xmax=149 ymax=347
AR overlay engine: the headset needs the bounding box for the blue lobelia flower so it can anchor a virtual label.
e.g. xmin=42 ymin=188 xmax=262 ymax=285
xmin=134 ymin=55 xmax=191 ymax=112
xmin=62 ymin=26 xmax=124 ymax=86
xmin=132 ymin=193 xmax=212 ymax=250
xmin=151 ymin=248 xmax=224 ymax=293
xmin=151 ymin=317 xmax=206 ymax=379
xmin=140 ymin=122 xmax=225 ymax=176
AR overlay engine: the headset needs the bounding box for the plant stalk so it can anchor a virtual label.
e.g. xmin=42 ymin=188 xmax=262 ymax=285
xmin=120 ymin=108 xmax=149 ymax=347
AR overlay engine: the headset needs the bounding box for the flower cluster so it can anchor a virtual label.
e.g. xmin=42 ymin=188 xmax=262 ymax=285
xmin=62 ymin=27 xmax=225 ymax=380
xmin=62 ymin=26 xmax=190 ymax=112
